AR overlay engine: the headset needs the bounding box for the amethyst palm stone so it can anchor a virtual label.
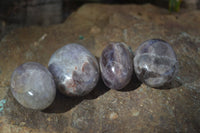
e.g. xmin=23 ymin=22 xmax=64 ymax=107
xmin=134 ymin=39 xmax=178 ymax=88
xmin=48 ymin=43 xmax=99 ymax=96
xmin=10 ymin=62 xmax=56 ymax=110
xmin=100 ymin=42 xmax=133 ymax=90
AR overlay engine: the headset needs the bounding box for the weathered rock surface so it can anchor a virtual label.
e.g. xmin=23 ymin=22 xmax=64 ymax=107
xmin=0 ymin=4 xmax=200 ymax=133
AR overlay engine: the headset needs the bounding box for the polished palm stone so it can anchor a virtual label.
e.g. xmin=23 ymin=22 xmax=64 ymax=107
xmin=48 ymin=43 xmax=99 ymax=96
xmin=10 ymin=62 xmax=56 ymax=110
xmin=100 ymin=42 xmax=133 ymax=90
xmin=134 ymin=39 xmax=178 ymax=88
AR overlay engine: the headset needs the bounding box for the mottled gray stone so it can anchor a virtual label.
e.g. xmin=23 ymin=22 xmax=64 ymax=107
xmin=10 ymin=62 xmax=56 ymax=110
xmin=100 ymin=42 xmax=133 ymax=90
xmin=134 ymin=39 xmax=178 ymax=88
xmin=48 ymin=43 xmax=99 ymax=96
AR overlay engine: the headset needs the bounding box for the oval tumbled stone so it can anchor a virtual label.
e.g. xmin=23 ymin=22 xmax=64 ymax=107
xmin=11 ymin=62 xmax=56 ymax=110
xmin=134 ymin=39 xmax=178 ymax=88
xmin=48 ymin=43 xmax=99 ymax=96
xmin=100 ymin=42 xmax=133 ymax=90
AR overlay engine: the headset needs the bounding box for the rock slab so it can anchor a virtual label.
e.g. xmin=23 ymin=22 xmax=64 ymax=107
xmin=0 ymin=4 xmax=200 ymax=133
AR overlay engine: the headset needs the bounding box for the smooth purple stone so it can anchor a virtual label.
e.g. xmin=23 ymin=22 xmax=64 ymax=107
xmin=10 ymin=62 xmax=56 ymax=110
xmin=134 ymin=39 xmax=178 ymax=88
xmin=48 ymin=43 xmax=99 ymax=96
xmin=100 ymin=42 xmax=133 ymax=90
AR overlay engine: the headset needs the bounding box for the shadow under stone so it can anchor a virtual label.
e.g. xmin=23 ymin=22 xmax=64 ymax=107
xmin=43 ymin=71 xmax=142 ymax=113
xmin=119 ymin=72 xmax=142 ymax=92
xmin=43 ymin=78 xmax=109 ymax=113
xmin=154 ymin=77 xmax=183 ymax=90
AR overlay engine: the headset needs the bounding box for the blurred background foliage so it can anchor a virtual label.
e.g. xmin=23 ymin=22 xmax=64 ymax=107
xmin=169 ymin=0 xmax=182 ymax=12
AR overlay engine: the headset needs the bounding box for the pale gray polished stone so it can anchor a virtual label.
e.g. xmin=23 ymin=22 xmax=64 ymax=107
xmin=134 ymin=39 xmax=178 ymax=88
xmin=48 ymin=43 xmax=99 ymax=96
xmin=100 ymin=42 xmax=133 ymax=90
xmin=11 ymin=62 xmax=56 ymax=110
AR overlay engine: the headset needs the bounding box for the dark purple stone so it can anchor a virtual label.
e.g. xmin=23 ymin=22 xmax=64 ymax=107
xmin=48 ymin=43 xmax=99 ymax=96
xmin=134 ymin=39 xmax=178 ymax=88
xmin=10 ymin=62 xmax=56 ymax=110
xmin=100 ymin=42 xmax=133 ymax=90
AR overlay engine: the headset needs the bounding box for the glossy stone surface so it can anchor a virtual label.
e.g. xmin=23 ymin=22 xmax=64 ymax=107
xmin=134 ymin=39 xmax=178 ymax=88
xmin=100 ymin=42 xmax=133 ymax=90
xmin=10 ymin=62 xmax=56 ymax=110
xmin=48 ymin=43 xmax=99 ymax=96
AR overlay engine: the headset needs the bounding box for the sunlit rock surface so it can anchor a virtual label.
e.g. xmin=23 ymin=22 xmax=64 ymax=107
xmin=0 ymin=4 xmax=200 ymax=133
